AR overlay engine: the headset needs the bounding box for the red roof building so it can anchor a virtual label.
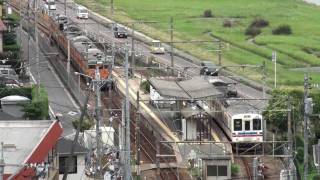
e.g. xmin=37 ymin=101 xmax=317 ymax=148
xmin=0 ymin=120 xmax=63 ymax=180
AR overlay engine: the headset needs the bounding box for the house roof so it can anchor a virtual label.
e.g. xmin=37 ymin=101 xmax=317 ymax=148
xmin=149 ymin=76 xmax=223 ymax=99
xmin=58 ymin=138 xmax=88 ymax=156
xmin=0 ymin=120 xmax=63 ymax=178
xmin=0 ymin=20 xmax=7 ymax=31
xmin=181 ymin=106 xmax=202 ymax=118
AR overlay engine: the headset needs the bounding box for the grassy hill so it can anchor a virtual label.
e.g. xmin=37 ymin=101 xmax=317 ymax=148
xmin=76 ymin=0 xmax=320 ymax=87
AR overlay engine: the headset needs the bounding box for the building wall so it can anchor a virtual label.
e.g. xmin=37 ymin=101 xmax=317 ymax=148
xmin=59 ymin=154 xmax=86 ymax=180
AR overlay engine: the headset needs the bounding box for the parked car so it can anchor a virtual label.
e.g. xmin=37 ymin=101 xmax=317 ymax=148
xmin=55 ymin=14 xmax=68 ymax=24
xmin=113 ymin=25 xmax=128 ymax=38
xmin=200 ymin=61 xmax=220 ymax=76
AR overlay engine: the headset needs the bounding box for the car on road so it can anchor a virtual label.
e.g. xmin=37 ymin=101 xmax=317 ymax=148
xmin=200 ymin=61 xmax=220 ymax=76
xmin=76 ymin=5 xmax=89 ymax=19
xmin=113 ymin=25 xmax=128 ymax=38
xmin=150 ymin=40 xmax=165 ymax=54
xmin=55 ymin=14 xmax=68 ymax=24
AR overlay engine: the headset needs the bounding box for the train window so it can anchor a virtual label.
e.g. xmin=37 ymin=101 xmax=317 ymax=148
xmin=245 ymin=121 xmax=250 ymax=131
xmin=253 ymin=118 xmax=261 ymax=130
xmin=233 ymin=119 xmax=242 ymax=131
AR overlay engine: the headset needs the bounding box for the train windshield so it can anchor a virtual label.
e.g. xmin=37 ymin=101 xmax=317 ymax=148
xmin=233 ymin=119 xmax=242 ymax=131
xmin=253 ymin=118 xmax=262 ymax=130
xmin=244 ymin=121 xmax=250 ymax=131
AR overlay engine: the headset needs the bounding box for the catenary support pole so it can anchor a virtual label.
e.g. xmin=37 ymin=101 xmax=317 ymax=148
xmin=170 ymin=17 xmax=174 ymax=76
xmin=136 ymin=91 xmax=141 ymax=179
xmin=303 ymin=74 xmax=310 ymax=180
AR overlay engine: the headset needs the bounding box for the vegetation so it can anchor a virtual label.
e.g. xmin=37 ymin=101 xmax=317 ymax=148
xmin=272 ymin=24 xmax=292 ymax=35
xmin=23 ymin=86 xmax=49 ymax=120
xmin=245 ymin=26 xmax=261 ymax=37
xmin=72 ymin=118 xmax=93 ymax=132
xmin=231 ymin=164 xmax=239 ymax=176
xmin=250 ymin=18 xmax=269 ymax=28
xmin=75 ymin=0 xmax=320 ymax=87
xmin=0 ymin=87 xmax=32 ymax=99
xmin=140 ymin=80 xmax=150 ymax=93
xmin=203 ymin=9 xmax=213 ymax=18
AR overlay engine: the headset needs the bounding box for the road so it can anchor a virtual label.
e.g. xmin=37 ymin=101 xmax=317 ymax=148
xmin=19 ymin=28 xmax=80 ymax=136
xmin=51 ymin=0 xmax=268 ymax=101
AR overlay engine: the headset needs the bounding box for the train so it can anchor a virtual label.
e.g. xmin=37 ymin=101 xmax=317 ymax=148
xmin=49 ymin=15 xmax=111 ymax=79
xmin=197 ymin=97 xmax=264 ymax=143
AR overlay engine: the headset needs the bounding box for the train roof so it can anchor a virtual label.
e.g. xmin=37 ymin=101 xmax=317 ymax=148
xmin=225 ymin=100 xmax=263 ymax=116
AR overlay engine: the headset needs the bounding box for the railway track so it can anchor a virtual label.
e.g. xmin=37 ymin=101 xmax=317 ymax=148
xmin=242 ymin=158 xmax=252 ymax=180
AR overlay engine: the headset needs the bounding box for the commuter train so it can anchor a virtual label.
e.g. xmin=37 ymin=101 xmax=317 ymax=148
xmin=49 ymin=16 xmax=111 ymax=79
xmin=197 ymin=99 xmax=264 ymax=143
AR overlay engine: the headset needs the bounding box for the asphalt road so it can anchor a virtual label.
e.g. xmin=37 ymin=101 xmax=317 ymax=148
xmin=50 ymin=1 xmax=269 ymax=101
xmin=19 ymin=28 xmax=80 ymax=136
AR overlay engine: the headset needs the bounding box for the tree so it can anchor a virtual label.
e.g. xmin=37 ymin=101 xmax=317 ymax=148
xmin=23 ymin=101 xmax=43 ymax=120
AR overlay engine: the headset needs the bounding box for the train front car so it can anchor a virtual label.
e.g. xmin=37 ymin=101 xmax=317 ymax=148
xmin=86 ymin=48 xmax=110 ymax=79
xmin=231 ymin=113 xmax=263 ymax=143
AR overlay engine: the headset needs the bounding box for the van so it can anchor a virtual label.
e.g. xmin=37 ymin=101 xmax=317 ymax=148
xmin=76 ymin=6 xmax=89 ymax=19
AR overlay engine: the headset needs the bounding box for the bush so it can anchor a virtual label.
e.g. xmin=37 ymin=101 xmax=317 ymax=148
xmin=250 ymin=18 xmax=269 ymax=28
xmin=3 ymin=32 xmax=17 ymax=45
xmin=313 ymin=175 xmax=320 ymax=180
xmin=245 ymin=26 xmax=261 ymax=37
xmin=223 ymin=20 xmax=232 ymax=28
xmin=272 ymin=24 xmax=292 ymax=35
xmin=231 ymin=164 xmax=239 ymax=176
xmin=72 ymin=119 xmax=93 ymax=132
xmin=140 ymin=80 xmax=150 ymax=93
xmin=203 ymin=9 xmax=213 ymax=18
xmin=296 ymin=147 xmax=304 ymax=163
xmin=23 ymin=101 xmax=43 ymax=120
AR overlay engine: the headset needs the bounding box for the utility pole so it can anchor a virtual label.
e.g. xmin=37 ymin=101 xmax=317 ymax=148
xmin=64 ymin=0 xmax=67 ymax=16
xmin=19 ymin=0 xmax=23 ymax=76
xmin=287 ymin=96 xmax=295 ymax=180
xmin=124 ymin=44 xmax=131 ymax=180
xmin=62 ymin=90 xmax=90 ymax=180
xmin=131 ymin=23 xmax=135 ymax=70
xmin=136 ymin=91 xmax=141 ymax=180
xmin=272 ymin=51 xmax=277 ymax=88
xmin=94 ymin=67 xmax=104 ymax=177
xmin=67 ymin=39 xmax=70 ymax=84
xmin=111 ymin=0 xmax=114 ymax=15
xmin=34 ymin=0 xmax=40 ymax=96
xmin=218 ymin=40 xmax=222 ymax=66
xmin=0 ymin=142 xmax=4 ymax=180
xmin=156 ymin=141 xmax=161 ymax=180
xmin=27 ymin=0 xmax=30 ymax=74
xmin=304 ymin=74 xmax=312 ymax=180
xmin=170 ymin=17 xmax=174 ymax=76
xmin=262 ymin=61 xmax=266 ymax=99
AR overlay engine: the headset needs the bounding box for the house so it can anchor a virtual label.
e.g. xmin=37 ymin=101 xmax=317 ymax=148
xmin=0 ymin=120 xmax=63 ymax=180
xmin=0 ymin=20 xmax=7 ymax=53
xmin=57 ymin=138 xmax=88 ymax=180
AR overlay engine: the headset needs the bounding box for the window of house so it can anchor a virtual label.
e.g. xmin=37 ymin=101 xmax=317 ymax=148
xmin=59 ymin=156 xmax=77 ymax=174
xmin=207 ymin=165 xmax=228 ymax=177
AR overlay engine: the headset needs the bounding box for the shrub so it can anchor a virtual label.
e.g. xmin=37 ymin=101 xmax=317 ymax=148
xmin=3 ymin=32 xmax=17 ymax=45
xmin=140 ymin=80 xmax=150 ymax=93
xmin=296 ymin=147 xmax=304 ymax=163
xmin=250 ymin=18 xmax=269 ymax=28
xmin=245 ymin=26 xmax=261 ymax=37
xmin=23 ymin=101 xmax=43 ymax=120
xmin=231 ymin=164 xmax=239 ymax=176
xmin=223 ymin=20 xmax=232 ymax=28
xmin=313 ymin=175 xmax=320 ymax=180
xmin=72 ymin=119 xmax=93 ymax=132
xmin=272 ymin=24 xmax=292 ymax=35
xmin=203 ymin=9 xmax=213 ymax=18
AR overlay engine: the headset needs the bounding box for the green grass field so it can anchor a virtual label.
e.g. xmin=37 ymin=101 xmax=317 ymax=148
xmin=76 ymin=0 xmax=320 ymax=87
